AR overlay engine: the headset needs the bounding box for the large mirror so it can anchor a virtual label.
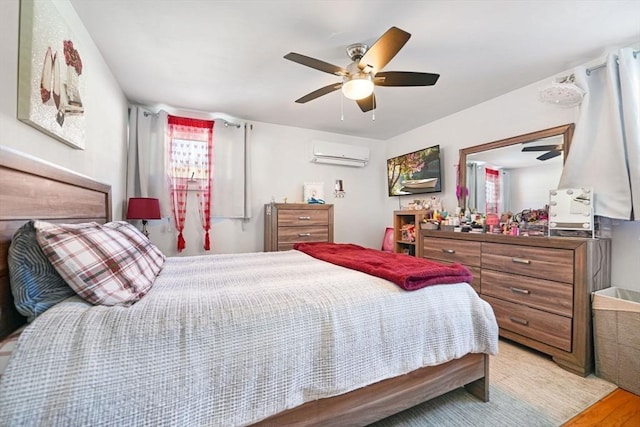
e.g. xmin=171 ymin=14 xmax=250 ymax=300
xmin=459 ymin=123 xmax=574 ymax=214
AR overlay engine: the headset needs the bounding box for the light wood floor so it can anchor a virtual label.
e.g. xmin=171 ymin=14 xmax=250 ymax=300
xmin=562 ymin=388 xmax=640 ymax=426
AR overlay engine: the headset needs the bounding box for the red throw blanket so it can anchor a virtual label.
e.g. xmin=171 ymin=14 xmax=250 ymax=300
xmin=294 ymin=242 xmax=473 ymax=291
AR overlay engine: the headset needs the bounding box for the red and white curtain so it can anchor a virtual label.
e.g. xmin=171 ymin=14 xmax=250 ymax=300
xmin=485 ymin=168 xmax=500 ymax=215
xmin=166 ymin=115 xmax=215 ymax=252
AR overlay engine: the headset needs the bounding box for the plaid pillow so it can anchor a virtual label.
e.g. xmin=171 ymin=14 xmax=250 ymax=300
xmin=34 ymin=221 xmax=165 ymax=306
xmin=102 ymin=221 xmax=166 ymax=267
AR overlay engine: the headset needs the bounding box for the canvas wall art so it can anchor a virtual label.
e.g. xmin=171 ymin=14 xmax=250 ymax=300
xmin=18 ymin=0 xmax=86 ymax=149
xmin=303 ymin=182 xmax=325 ymax=203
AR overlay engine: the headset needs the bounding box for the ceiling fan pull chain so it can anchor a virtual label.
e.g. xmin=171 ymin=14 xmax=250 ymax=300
xmin=340 ymin=89 xmax=344 ymax=121
xmin=372 ymin=93 xmax=376 ymax=121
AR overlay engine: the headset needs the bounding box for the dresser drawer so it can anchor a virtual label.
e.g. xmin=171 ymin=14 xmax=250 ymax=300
xmin=277 ymin=226 xmax=328 ymax=244
xmin=278 ymin=209 xmax=329 ymax=226
xmin=482 ymin=242 xmax=573 ymax=283
xmin=482 ymin=270 xmax=573 ymax=317
xmin=423 ymin=237 xmax=481 ymax=267
xmin=483 ymin=295 xmax=572 ymax=352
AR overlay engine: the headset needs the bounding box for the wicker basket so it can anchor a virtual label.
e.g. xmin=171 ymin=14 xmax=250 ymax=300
xmin=592 ymin=287 xmax=640 ymax=394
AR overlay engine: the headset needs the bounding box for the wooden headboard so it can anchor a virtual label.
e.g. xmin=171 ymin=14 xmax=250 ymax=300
xmin=0 ymin=146 xmax=112 ymax=340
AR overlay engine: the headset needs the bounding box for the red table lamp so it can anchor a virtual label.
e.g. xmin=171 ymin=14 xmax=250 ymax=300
xmin=126 ymin=197 xmax=161 ymax=238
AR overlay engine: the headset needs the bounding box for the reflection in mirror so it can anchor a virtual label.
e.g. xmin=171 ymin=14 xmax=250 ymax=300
xmin=459 ymin=124 xmax=574 ymax=214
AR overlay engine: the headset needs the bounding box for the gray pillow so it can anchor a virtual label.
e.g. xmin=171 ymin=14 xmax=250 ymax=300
xmin=8 ymin=221 xmax=74 ymax=322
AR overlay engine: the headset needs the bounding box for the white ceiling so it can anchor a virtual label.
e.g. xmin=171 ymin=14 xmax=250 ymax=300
xmin=70 ymin=0 xmax=640 ymax=140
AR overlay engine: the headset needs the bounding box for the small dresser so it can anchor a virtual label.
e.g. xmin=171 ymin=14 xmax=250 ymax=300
xmin=264 ymin=203 xmax=334 ymax=251
xmin=421 ymin=230 xmax=611 ymax=376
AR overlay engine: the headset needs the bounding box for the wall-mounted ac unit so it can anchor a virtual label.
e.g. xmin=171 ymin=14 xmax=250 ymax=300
xmin=311 ymin=141 xmax=370 ymax=167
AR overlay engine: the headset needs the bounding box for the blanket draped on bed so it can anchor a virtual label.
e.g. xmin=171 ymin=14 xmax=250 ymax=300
xmin=0 ymin=250 xmax=497 ymax=426
xmin=294 ymin=242 xmax=473 ymax=290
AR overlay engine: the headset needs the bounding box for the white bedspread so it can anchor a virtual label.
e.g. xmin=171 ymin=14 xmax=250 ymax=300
xmin=0 ymin=250 xmax=498 ymax=426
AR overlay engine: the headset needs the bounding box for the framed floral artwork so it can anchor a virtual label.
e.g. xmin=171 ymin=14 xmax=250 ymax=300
xmin=17 ymin=0 xmax=86 ymax=149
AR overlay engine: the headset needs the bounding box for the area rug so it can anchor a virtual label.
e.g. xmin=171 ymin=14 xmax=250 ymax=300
xmin=372 ymin=339 xmax=617 ymax=426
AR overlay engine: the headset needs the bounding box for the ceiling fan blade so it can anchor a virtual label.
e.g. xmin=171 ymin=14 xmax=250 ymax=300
xmin=358 ymin=27 xmax=410 ymax=74
xmin=284 ymin=52 xmax=347 ymax=76
xmin=294 ymin=83 xmax=342 ymax=104
xmin=522 ymin=144 xmax=563 ymax=152
xmin=374 ymin=71 xmax=440 ymax=87
xmin=356 ymin=93 xmax=376 ymax=112
xmin=537 ymin=150 xmax=562 ymax=161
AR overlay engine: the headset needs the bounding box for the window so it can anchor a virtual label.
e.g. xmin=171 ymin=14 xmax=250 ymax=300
xmin=169 ymin=138 xmax=209 ymax=180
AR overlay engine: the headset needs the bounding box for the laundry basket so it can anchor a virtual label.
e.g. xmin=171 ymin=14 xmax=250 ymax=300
xmin=592 ymin=287 xmax=640 ymax=395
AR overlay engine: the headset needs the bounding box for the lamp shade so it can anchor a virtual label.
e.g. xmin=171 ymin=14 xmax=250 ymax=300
xmin=126 ymin=198 xmax=161 ymax=220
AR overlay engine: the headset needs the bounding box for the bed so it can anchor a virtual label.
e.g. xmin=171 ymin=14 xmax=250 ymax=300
xmin=0 ymin=145 xmax=498 ymax=426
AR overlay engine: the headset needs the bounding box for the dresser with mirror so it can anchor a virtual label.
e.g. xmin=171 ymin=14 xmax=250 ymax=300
xmin=422 ymin=123 xmax=611 ymax=376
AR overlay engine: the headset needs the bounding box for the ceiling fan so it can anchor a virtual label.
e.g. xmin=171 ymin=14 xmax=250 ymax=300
xmin=521 ymin=143 xmax=563 ymax=161
xmin=284 ymin=26 xmax=440 ymax=112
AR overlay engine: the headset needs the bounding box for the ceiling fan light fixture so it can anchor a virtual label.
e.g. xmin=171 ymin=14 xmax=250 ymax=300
xmin=342 ymin=74 xmax=374 ymax=100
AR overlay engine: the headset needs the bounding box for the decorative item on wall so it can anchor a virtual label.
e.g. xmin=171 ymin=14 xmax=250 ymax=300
xmin=334 ymin=179 xmax=345 ymax=198
xmin=17 ymin=0 xmax=86 ymax=149
xmin=538 ymin=75 xmax=585 ymax=108
xmin=303 ymin=182 xmax=325 ymax=204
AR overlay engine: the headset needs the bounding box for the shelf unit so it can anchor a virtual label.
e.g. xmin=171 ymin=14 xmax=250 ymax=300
xmin=393 ymin=210 xmax=429 ymax=257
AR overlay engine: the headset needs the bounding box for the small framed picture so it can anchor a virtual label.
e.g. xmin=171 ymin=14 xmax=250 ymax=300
xmin=303 ymin=182 xmax=324 ymax=203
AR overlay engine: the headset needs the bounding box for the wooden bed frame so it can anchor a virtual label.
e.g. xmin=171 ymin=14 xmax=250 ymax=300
xmin=0 ymin=146 xmax=489 ymax=426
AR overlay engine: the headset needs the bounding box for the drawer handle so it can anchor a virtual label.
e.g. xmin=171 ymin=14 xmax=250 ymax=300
xmin=511 ymin=257 xmax=531 ymax=265
xmin=509 ymin=316 xmax=529 ymax=326
xmin=298 ymin=233 xmax=311 ymax=237
xmin=442 ymin=249 xmax=456 ymax=254
xmin=510 ymin=287 xmax=531 ymax=295
xmin=298 ymin=216 xmax=311 ymax=220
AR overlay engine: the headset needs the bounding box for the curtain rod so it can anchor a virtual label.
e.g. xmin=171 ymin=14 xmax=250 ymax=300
xmin=141 ymin=110 xmax=241 ymax=128
xmin=586 ymin=50 xmax=639 ymax=76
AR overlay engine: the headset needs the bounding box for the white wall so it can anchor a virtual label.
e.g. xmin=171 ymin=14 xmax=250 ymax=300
xmin=0 ymin=0 xmax=128 ymax=218
xmin=147 ymin=120 xmax=389 ymax=255
xmin=385 ymin=60 xmax=640 ymax=292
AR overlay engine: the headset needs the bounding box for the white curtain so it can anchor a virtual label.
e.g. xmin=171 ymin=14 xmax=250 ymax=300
xmin=126 ymin=107 xmax=170 ymax=216
xmin=559 ymin=48 xmax=640 ymax=220
xmin=126 ymin=106 xmax=152 ymax=199
xmin=211 ymin=120 xmax=250 ymax=218
xmin=466 ymin=162 xmax=478 ymax=211
xmin=619 ymin=49 xmax=640 ymax=219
